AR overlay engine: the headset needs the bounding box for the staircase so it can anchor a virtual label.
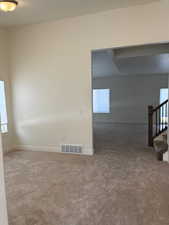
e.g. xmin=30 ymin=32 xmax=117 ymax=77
xmin=148 ymin=100 xmax=168 ymax=161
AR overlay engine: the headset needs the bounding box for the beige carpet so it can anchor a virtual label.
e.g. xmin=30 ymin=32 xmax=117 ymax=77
xmin=4 ymin=123 xmax=169 ymax=225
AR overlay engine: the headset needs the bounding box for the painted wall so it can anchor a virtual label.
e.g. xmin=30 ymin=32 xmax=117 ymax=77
xmin=9 ymin=2 xmax=169 ymax=154
xmin=0 ymin=133 xmax=8 ymax=225
xmin=167 ymin=75 xmax=169 ymax=162
xmin=93 ymin=75 xmax=168 ymax=124
xmin=0 ymin=29 xmax=9 ymax=225
xmin=0 ymin=30 xmax=14 ymax=153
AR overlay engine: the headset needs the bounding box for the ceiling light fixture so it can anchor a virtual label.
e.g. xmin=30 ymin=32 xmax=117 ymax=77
xmin=0 ymin=0 xmax=18 ymax=12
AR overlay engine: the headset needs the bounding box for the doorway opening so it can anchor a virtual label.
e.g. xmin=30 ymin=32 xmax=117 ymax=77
xmin=91 ymin=43 xmax=169 ymax=155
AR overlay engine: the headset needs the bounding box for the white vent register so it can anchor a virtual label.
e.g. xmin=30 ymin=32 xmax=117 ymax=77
xmin=61 ymin=145 xmax=82 ymax=154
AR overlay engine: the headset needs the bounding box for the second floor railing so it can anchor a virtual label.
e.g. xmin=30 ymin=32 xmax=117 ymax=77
xmin=148 ymin=100 xmax=168 ymax=147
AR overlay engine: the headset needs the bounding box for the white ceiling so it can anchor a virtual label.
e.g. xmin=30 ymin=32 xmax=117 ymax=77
xmin=0 ymin=0 xmax=159 ymax=27
xmin=92 ymin=44 xmax=169 ymax=78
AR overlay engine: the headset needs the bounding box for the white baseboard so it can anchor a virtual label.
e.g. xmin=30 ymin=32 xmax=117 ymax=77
xmin=13 ymin=145 xmax=94 ymax=156
xmin=3 ymin=147 xmax=15 ymax=155
xmin=93 ymin=121 xmax=148 ymax=125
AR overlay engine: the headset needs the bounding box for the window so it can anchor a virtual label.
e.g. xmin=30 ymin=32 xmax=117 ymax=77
xmin=160 ymin=88 xmax=168 ymax=104
xmin=0 ymin=81 xmax=8 ymax=133
xmin=160 ymin=88 xmax=168 ymax=124
xmin=93 ymin=89 xmax=110 ymax=113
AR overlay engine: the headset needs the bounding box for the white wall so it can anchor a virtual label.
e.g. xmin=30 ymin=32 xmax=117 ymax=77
xmin=9 ymin=1 xmax=169 ymax=154
xmin=0 ymin=29 xmax=9 ymax=225
xmin=167 ymin=75 xmax=169 ymax=162
xmin=93 ymin=74 xmax=168 ymax=124
xmin=0 ymin=133 xmax=8 ymax=225
xmin=0 ymin=29 xmax=14 ymax=153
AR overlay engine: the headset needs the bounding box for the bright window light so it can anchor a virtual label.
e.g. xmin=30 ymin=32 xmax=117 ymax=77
xmin=160 ymin=88 xmax=168 ymax=124
xmin=93 ymin=89 xmax=110 ymax=113
xmin=160 ymin=88 xmax=168 ymax=104
xmin=0 ymin=81 xmax=8 ymax=133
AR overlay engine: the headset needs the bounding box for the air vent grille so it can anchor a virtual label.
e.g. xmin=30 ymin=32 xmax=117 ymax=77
xmin=61 ymin=144 xmax=82 ymax=154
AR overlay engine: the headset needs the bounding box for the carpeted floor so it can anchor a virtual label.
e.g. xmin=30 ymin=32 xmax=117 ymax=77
xmin=4 ymin=123 xmax=169 ymax=225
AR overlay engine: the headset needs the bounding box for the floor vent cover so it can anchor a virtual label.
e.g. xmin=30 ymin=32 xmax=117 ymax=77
xmin=61 ymin=145 xmax=82 ymax=154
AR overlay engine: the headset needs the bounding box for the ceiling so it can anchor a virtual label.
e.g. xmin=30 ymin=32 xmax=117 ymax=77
xmin=92 ymin=44 xmax=169 ymax=78
xmin=0 ymin=0 xmax=159 ymax=27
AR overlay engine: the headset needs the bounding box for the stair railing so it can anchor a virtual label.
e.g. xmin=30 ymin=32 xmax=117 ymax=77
xmin=148 ymin=99 xmax=168 ymax=147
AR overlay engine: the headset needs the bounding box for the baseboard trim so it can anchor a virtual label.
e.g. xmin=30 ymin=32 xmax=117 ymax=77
xmin=3 ymin=147 xmax=15 ymax=155
xmin=93 ymin=121 xmax=148 ymax=125
xmin=13 ymin=145 xmax=94 ymax=156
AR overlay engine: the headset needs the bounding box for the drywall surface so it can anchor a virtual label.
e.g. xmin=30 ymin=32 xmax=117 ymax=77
xmin=93 ymin=74 xmax=168 ymax=124
xmin=0 ymin=29 xmax=13 ymax=153
xmin=168 ymin=75 xmax=169 ymax=162
xmin=0 ymin=28 xmax=11 ymax=225
xmin=0 ymin=132 xmax=8 ymax=225
xmin=9 ymin=2 xmax=169 ymax=153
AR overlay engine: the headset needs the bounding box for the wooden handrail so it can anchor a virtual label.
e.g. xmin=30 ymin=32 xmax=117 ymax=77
xmin=153 ymin=99 xmax=168 ymax=112
xmin=148 ymin=99 xmax=168 ymax=147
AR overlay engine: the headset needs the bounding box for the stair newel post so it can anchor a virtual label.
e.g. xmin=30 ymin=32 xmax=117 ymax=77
xmin=148 ymin=105 xmax=154 ymax=147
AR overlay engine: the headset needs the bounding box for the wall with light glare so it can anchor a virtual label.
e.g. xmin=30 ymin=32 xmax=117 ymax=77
xmin=8 ymin=2 xmax=169 ymax=154
xmin=0 ymin=28 xmax=9 ymax=225
xmin=0 ymin=29 xmax=14 ymax=153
